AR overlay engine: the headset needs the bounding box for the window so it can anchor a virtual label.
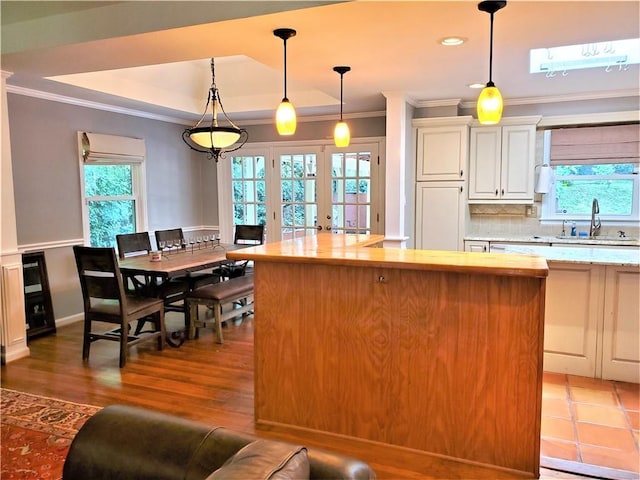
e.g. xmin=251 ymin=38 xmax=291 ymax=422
xmin=541 ymin=125 xmax=640 ymax=223
xmin=79 ymin=132 xmax=147 ymax=247
xmin=544 ymin=163 xmax=639 ymax=221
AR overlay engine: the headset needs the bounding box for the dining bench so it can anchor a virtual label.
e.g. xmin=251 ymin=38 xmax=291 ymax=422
xmin=186 ymin=274 xmax=254 ymax=343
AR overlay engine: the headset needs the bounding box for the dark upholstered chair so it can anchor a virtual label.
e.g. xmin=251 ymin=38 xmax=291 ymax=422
xmin=219 ymin=224 xmax=264 ymax=280
xmin=63 ymin=405 xmax=377 ymax=480
xmin=154 ymin=228 xmax=220 ymax=290
xmin=73 ymin=246 xmax=165 ymax=368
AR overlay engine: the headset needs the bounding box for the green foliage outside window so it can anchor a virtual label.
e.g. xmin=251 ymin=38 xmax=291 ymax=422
xmin=84 ymin=164 xmax=136 ymax=247
xmin=554 ymin=164 xmax=635 ymax=215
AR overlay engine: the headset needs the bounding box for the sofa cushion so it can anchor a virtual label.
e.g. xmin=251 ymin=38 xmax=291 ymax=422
xmin=205 ymin=439 xmax=309 ymax=480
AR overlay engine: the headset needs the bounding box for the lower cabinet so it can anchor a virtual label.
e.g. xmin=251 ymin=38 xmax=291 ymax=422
xmin=544 ymin=262 xmax=639 ymax=383
xmin=415 ymin=182 xmax=466 ymax=251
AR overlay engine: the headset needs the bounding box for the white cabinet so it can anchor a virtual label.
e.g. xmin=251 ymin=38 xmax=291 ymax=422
xmin=543 ymin=263 xmax=604 ymax=378
xmin=415 ymin=123 xmax=469 ymax=181
xmin=413 ymin=117 xmax=472 ymax=251
xmin=602 ymin=266 xmax=640 ymax=383
xmin=468 ymin=117 xmax=540 ymax=204
xmin=464 ymin=240 xmax=489 ymax=252
xmin=544 ymin=263 xmax=640 ymax=383
xmin=415 ymin=182 xmax=466 ymax=251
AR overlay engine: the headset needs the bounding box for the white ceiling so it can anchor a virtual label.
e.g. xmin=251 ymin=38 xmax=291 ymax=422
xmin=2 ymin=1 xmax=639 ymax=125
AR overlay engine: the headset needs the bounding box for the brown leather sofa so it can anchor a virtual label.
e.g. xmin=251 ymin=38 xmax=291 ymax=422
xmin=63 ymin=405 xmax=376 ymax=480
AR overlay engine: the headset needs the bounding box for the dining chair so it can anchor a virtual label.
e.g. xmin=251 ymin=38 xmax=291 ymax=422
xmin=219 ymin=224 xmax=265 ymax=280
xmin=73 ymin=245 xmax=165 ymax=368
xmin=154 ymin=228 xmax=220 ymax=290
xmin=116 ymin=232 xmax=189 ymax=316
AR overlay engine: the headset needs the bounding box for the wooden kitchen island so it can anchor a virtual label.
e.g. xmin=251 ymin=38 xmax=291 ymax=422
xmin=227 ymin=234 xmax=549 ymax=478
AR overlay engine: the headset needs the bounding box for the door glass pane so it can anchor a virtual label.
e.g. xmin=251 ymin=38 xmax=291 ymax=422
xmin=280 ymin=153 xmax=318 ymax=240
xmin=231 ymin=155 xmax=267 ymax=226
xmin=330 ymin=151 xmax=372 ymax=234
xmin=88 ymin=200 xmax=135 ymax=247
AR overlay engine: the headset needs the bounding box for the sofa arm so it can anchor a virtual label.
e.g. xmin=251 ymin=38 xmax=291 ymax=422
xmin=63 ymin=405 xmax=376 ymax=480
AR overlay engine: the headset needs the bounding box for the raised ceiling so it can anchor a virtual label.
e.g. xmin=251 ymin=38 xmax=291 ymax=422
xmin=2 ymin=1 xmax=638 ymax=124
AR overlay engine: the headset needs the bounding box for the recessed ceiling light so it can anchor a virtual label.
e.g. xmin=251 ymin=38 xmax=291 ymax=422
xmin=468 ymin=83 xmax=485 ymax=89
xmin=440 ymin=37 xmax=466 ymax=46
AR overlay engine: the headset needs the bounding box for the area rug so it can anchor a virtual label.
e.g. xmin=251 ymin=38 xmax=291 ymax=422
xmin=1 ymin=389 xmax=101 ymax=479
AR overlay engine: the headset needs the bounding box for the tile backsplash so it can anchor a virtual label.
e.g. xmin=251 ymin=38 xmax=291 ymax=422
xmin=467 ymin=203 xmax=640 ymax=239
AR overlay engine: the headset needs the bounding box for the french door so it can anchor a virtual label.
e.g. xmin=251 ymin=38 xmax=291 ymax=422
xmin=272 ymin=142 xmax=381 ymax=241
xmin=227 ymin=141 xmax=382 ymax=243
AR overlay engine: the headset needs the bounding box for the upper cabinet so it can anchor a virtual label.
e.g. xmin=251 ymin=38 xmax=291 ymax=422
xmin=414 ymin=117 xmax=472 ymax=182
xmin=468 ymin=116 xmax=541 ymax=203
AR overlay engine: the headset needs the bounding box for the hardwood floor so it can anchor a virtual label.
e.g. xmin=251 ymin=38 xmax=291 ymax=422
xmin=2 ymin=313 xmax=589 ymax=479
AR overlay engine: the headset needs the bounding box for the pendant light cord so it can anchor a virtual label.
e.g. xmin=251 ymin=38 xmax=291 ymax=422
xmin=488 ymin=11 xmax=495 ymax=84
xmin=339 ymin=73 xmax=344 ymax=121
xmin=283 ymin=38 xmax=289 ymax=100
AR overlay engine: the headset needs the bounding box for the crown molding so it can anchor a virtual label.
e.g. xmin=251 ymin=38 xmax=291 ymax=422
xmin=6 ymin=84 xmax=191 ymax=125
xmin=459 ymin=89 xmax=640 ymax=109
xmin=414 ymin=98 xmax=462 ymax=109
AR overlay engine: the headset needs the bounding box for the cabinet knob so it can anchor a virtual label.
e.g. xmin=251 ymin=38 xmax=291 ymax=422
xmin=501 ymin=189 xmax=505 ymax=195
xmin=460 ymin=170 xmax=464 ymax=177
xmin=495 ymin=189 xmax=499 ymax=196
xmin=460 ymin=186 xmax=463 ymax=193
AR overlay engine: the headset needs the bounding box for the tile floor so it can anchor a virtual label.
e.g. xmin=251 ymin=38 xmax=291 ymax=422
xmin=541 ymin=372 xmax=640 ymax=479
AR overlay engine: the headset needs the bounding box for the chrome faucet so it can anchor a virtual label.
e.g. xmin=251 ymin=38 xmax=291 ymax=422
xmin=589 ymin=198 xmax=601 ymax=238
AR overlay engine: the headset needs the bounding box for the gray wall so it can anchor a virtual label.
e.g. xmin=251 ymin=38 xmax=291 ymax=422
xmin=8 ymin=93 xmax=218 ymax=319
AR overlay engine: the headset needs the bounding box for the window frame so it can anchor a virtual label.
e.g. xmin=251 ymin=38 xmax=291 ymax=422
xmin=78 ymin=135 xmax=148 ymax=247
xmin=541 ymin=163 xmax=640 ymax=224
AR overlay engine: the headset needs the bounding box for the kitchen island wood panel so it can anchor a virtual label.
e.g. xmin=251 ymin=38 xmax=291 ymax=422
xmin=229 ymin=234 xmax=548 ymax=478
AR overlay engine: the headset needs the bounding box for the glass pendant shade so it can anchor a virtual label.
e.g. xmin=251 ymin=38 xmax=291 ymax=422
xmin=274 ymin=28 xmax=297 ymax=136
xmin=334 ymin=121 xmax=350 ymax=147
xmin=477 ymin=1 xmax=507 ymax=125
xmin=182 ymin=58 xmax=247 ymax=162
xmin=276 ymin=99 xmax=297 ymax=135
xmin=477 ymin=84 xmax=503 ymax=125
xmin=188 ymin=127 xmax=242 ymax=149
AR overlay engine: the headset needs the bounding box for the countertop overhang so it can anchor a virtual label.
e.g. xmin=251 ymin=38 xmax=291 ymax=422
xmin=227 ymin=234 xmax=549 ymax=278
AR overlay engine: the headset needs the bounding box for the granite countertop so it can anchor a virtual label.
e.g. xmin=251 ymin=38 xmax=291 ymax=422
xmin=464 ymin=234 xmax=640 ymax=247
xmin=501 ymin=244 xmax=640 ymax=266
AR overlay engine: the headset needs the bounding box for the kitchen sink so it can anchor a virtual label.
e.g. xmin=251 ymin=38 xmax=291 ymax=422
xmin=555 ymin=235 xmax=638 ymax=242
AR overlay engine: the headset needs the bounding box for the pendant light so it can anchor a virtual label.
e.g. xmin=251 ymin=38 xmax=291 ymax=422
xmin=182 ymin=58 xmax=248 ymax=162
xmin=477 ymin=1 xmax=507 ymax=125
xmin=333 ymin=66 xmax=351 ymax=147
xmin=274 ymin=28 xmax=297 ymax=135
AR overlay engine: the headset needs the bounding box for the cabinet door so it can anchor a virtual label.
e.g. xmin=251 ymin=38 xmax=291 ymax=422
xmin=543 ymin=263 xmax=604 ymax=378
xmin=416 ymin=126 xmax=468 ymax=182
xmin=601 ymin=266 xmax=640 ymax=383
xmin=464 ymin=241 xmax=488 ymax=252
xmin=501 ymin=124 xmax=536 ymax=201
xmin=468 ymin=127 xmax=501 ymax=200
xmin=415 ymin=182 xmax=465 ymax=251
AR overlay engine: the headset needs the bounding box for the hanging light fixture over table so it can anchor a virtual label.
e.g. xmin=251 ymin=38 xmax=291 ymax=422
xmin=182 ymin=58 xmax=248 ymax=162
xmin=333 ymin=66 xmax=351 ymax=147
xmin=477 ymin=0 xmax=507 ymax=125
xmin=274 ymin=28 xmax=297 ymax=135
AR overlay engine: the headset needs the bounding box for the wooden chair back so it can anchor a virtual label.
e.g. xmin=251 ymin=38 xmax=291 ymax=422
xmin=73 ymin=246 xmax=127 ymax=315
xmin=155 ymin=228 xmax=185 ymax=249
xmin=116 ymin=232 xmax=152 ymax=259
xmin=233 ymin=225 xmax=265 ymax=245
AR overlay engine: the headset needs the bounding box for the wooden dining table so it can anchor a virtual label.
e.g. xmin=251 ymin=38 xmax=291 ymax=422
xmin=118 ymin=243 xmax=241 ymax=281
xmin=119 ymin=243 xmax=243 ymax=346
